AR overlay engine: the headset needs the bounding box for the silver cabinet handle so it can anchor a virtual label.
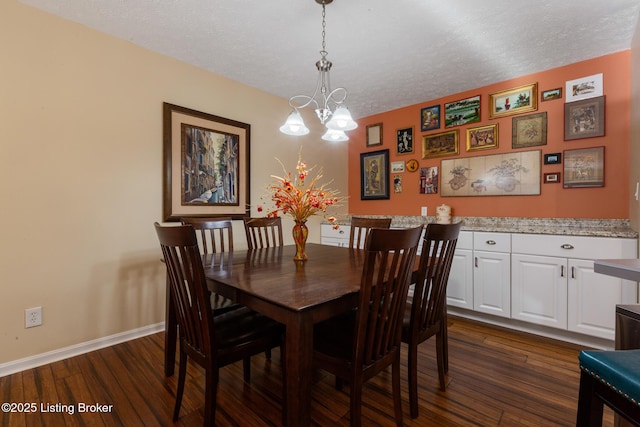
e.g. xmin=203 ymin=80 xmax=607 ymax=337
xmin=561 ymin=244 xmax=574 ymax=250
xmin=474 ymin=257 xmax=478 ymax=267
xmin=571 ymin=266 xmax=575 ymax=279
xmin=486 ymin=240 xmax=496 ymax=245
xmin=561 ymin=265 xmax=565 ymax=277
xmin=338 ymin=230 xmax=344 ymax=234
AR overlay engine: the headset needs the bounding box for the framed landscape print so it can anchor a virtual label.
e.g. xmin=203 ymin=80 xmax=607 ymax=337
xmin=466 ymin=124 xmax=498 ymax=151
xmin=441 ymin=150 xmax=541 ymax=197
xmin=422 ymin=130 xmax=459 ymax=159
xmin=563 ymin=146 xmax=604 ymax=188
xmin=512 ymin=112 xmax=547 ymax=149
xmin=360 ymin=149 xmax=390 ymax=200
xmin=396 ymin=127 xmax=414 ymax=154
xmin=541 ymin=88 xmax=562 ymax=102
xmin=444 ymin=95 xmax=480 ymax=128
xmin=566 ymin=73 xmax=603 ymax=102
xmin=489 ymin=83 xmax=538 ymax=118
xmin=162 ymin=102 xmax=250 ymax=221
xmin=564 ymin=96 xmax=605 ymax=140
xmin=420 ymin=105 xmax=441 ymax=131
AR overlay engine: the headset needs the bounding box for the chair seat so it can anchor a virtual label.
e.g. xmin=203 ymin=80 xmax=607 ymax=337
xmin=579 ymin=349 xmax=640 ymax=406
xmin=314 ymin=310 xmax=356 ymax=360
xmin=215 ymin=307 xmax=284 ymax=350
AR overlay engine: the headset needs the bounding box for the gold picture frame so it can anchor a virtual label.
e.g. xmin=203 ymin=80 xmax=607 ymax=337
xmin=421 ymin=130 xmax=459 ymax=159
xmin=489 ymin=83 xmax=538 ymax=119
xmin=466 ymin=124 xmax=498 ymax=151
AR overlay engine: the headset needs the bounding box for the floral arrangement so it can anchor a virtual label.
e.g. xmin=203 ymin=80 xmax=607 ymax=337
xmin=258 ymin=152 xmax=342 ymax=228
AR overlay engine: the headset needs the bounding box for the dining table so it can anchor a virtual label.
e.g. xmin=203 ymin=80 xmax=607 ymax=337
xmin=164 ymin=242 xmax=421 ymax=426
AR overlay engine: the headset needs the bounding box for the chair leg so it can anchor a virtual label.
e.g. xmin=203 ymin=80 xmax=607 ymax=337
xmin=408 ymin=342 xmax=419 ymax=418
xmin=435 ymin=330 xmax=447 ymax=391
xmin=350 ymin=377 xmax=363 ymax=427
xmin=442 ymin=313 xmax=449 ymax=373
xmin=392 ymin=355 xmax=404 ymax=427
xmin=173 ymin=347 xmax=187 ymax=421
xmin=265 ymin=349 xmax=272 ymax=360
xmin=243 ymin=356 xmax=251 ymax=381
xmin=203 ymin=366 xmax=218 ymax=426
xmin=576 ymin=371 xmax=604 ymax=427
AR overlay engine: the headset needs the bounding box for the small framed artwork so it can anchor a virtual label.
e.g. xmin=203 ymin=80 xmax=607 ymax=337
xmin=406 ymin=159 xmax=419 ymax=173
xmin=360 ymin=149 xmax=390 ymax=200
xmin=544 ymin=153 xmax=562 ymax=165
xmin=489 ymin=83 xmax=538 ymax=119
xmin=419 ymin=166 xmax=439 ymax=194
xmin=512 ymin=112 xmax=547 ymax=149
xmin=421 ymin=105 xmax=441 ymax=131
xmin=396 ymin=127 xmax=414 ymax=154
xmin=466 ymin=124 xmax=498 ymax=151
xmin=162 ymin=102 xmax=250 ymax=221
xmin=366 ymin=123 xmax=383 ymax=147
xmin=563 ymin=146 xmax=605 ymax=188
xmin=566 ymin=73 xmax=603 ymax=102
xmin=541 ymin=88 xmax=562 ymax=102
xmin=393 ymin=175 xmax=402 ymax=193
xmin=544 ymin=173 xmax=561 ymax=184
xmin=391 ymin=161 xmax=405 ymax=173
xmin=445 ymin=95 xmax=481 ymax=128
xmin=564 ymin=96 xmax=605 ymax=141
xmin=422 ymin=130 xmax=459 ymax=159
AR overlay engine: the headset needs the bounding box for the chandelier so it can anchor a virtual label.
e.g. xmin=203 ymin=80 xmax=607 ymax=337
xmin=279 ymin=0 xmax=357 ymax=142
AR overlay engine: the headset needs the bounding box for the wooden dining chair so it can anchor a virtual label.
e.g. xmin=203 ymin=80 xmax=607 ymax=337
xmin=243 ymin=217 xmax=284 ymax=250
xmin=348 ymin=217 xmax=392 ymax=249
xmin=313 ymin=226 xmax=423 ymax=427
xmin=180 ymin=217 xmax=238 ymax=311
xmin=402 ymin=222 xmax=462 ymax=418
xmin=154 ymin=223 xmax=284 ymax=426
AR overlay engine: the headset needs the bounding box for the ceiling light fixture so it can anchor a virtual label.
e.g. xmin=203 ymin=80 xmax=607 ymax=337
xmin=279 ymin=0 xmax=357 ymax=141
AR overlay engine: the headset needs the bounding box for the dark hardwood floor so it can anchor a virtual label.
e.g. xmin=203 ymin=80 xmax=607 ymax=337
xmin=0 ymin=316 xmax=614 ymax=426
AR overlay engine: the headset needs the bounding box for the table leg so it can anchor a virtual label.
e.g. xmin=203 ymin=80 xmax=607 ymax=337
xmin=164 ymin=275 xmax=177 ymax=377
xmin=283 ymin=316 xmax=313 ymax=427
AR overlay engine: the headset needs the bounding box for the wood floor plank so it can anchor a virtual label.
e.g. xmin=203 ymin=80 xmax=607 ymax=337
xmin=0 ymin=316 xmax=616 ymax=426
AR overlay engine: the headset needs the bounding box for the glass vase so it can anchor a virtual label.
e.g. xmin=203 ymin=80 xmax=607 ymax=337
xmin=292 ymin=221 xmax=308 ymax=261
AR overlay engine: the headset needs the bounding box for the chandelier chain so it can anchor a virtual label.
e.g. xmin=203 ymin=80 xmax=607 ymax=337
xmin=321 ymin=4 xmax=326 ymax=54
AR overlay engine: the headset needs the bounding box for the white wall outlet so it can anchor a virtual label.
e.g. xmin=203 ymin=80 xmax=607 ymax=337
xmin=25 ymin=306 xmax=42 ymax=328
xmin=421 ymin=206 xmax=427 ymax=216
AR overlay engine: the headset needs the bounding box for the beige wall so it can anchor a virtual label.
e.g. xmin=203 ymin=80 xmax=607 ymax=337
xmin=0 ymin=1 xmax=348 ymax=365
xmin=631 ymin=13 xmax=640 ymax=232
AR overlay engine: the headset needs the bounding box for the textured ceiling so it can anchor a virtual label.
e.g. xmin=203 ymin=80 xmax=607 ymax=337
xmin=19 ymin=0 xmax=640 ymax=119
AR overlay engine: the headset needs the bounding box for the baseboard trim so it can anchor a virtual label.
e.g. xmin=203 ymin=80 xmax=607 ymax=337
xmin=0 ymin=322 xmax=165 ymax=378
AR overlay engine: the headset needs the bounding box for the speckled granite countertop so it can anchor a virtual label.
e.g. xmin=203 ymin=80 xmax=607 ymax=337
xmin=326 ymin=216 xmax=638 ymax=239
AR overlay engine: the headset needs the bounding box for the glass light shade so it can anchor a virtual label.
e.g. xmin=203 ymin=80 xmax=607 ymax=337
xmin=321 ymin=128 xmax=349 ymax=142
xmin=280 ymin=110 xmax=310 ymax=136
xmin=325 ymin=106 xmax=358 ymax=131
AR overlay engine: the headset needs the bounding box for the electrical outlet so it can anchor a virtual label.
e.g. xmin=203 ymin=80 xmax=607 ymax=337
xmin=421 ymin=206 xmax=427 ymax=216
xmin=25 ymin=307 xmax=42 ymax=328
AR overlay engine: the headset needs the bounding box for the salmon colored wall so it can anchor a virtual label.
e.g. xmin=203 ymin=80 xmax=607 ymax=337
xmin=348 ymin=52 xmax=631 ymax=219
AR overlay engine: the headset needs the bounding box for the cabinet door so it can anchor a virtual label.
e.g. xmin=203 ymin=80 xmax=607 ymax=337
xmin=568 ymin=259 xmax=638 ymax=340
xmin=447 ymin=248 xmax=473 ymax=310
xmin=473 ymin=250 xmax=511 ymax=318
xmin=511 ymin=254 xmax=567 ymax=329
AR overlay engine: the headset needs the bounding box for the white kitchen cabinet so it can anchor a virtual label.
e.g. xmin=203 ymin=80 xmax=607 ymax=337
xmin=473 ymin=232 xmax=511 ymax=318
xmin=447 ymin=231 xmax=473 ymax=310
xmin=511 ymin=234 xmax=638 ymax=340
xmin=320 ymin=224 xmax=350 ymax=247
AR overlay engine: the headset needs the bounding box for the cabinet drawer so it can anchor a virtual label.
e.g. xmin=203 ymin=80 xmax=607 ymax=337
xmin=320 ymin=224 xmax=349 ymax=239
xmin=512 ymin=234 xmax=637 ymax=259
xmin=457 ymin=231 xmax=473 ymax=250
xmin=473 ymin=232 xmax=511 ymax=252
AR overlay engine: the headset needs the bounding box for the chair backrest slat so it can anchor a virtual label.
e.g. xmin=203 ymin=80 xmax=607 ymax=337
xmin=180 ymin=217 xmax=234 ymax=255
xmin=349 ymin=217 xmax=392 ymax=249
xmin=243 ymin=217 xmax=284 ymax=250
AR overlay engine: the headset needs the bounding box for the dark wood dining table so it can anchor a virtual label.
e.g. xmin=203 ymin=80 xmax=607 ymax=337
xmin=163 ymin=243 xmax=421 ymax=426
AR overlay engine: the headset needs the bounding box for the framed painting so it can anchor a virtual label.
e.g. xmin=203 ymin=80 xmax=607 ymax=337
xmin=563 ymin=146 xmax=604 ymax=188
xmin=544 ymin=153 xmax=562 ymax=165
xmin=566 ymin=73 xmax=603 ymax=102
xmin=489 ymin=83 xmax=538 ymax=118
xmin=541 ymin=88 xmax=562 ymax=102
xmin=162 ymin=102 xmax=250 ymax=221
xmin=512 ymin=112 xmax=547 ymax=149
xmin=420 ymin=105 xmax=441 ymax=131
xmin=444 ymin=95 xmax=480 ymax=128
xmin=391 ymin=161 xmax=405 ymax=173
xmin=564 ymin=96 xmax=605 ymax=140
xmin=544 ymin=172 xmax=561 ymax=184
xmin=441 ymin=150 xmax=541 ymax=197
xmin=466 ymin=124 xmax=498 ymax=151
xmin=419 ymin=166 xmax=439 ymax=194
xmin=366 ymin=123 xmax=383 ymax=147
xmin=360 ymin=149 xmax=390 ymax=200
xmin=396 ymin=127 xmax=414 ymax=154
xmin=422 ymin=130 xmax=459 ymax=159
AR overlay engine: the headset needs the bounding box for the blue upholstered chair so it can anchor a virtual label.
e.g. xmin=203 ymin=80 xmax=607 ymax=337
xmin=576 ymin=349 xmax=640 ymax=426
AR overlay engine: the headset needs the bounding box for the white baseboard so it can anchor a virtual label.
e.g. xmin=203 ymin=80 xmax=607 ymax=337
xmin=0 ymin=322 xmax=165 ymax=378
